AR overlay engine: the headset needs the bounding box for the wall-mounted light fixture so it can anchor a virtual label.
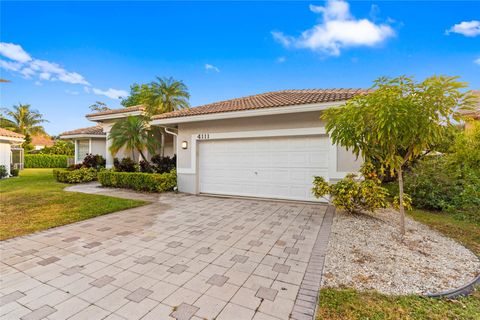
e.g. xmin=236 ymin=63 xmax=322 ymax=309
xmin=181 ymin=141 xmax=188 ymax=149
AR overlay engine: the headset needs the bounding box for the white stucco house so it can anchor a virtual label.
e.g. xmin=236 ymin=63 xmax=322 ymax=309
xmin=0 ymin=128 xmax=25 ymax=177
xmin=62 ymin=89 xmax=365 ymax=202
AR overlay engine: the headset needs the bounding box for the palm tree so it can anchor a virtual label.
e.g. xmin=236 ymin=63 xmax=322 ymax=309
xmin=1 ymin=104 xmax=48 ymax=149
xmin=108 ymin=116 xmax=160 ymax=161
xmin=143 ymin=77 xmax=190 ymax=115
xmin=1 ymin=104 xmax=47 ymax=135
xmin=141 ymin=77 xmax=190 ymax=156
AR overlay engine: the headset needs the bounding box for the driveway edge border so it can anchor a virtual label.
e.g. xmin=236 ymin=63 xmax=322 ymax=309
xmin=290 ymin=205 xmax=335 ymax=320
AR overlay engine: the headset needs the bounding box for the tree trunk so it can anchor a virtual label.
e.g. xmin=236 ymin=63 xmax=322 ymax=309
xmin=397 ymin=165 xmax=406 ymax=236
xmin=160 ymin=131 xmax=165 ymax=158
xmin=138 ymin=148 xmax=147 ymax=161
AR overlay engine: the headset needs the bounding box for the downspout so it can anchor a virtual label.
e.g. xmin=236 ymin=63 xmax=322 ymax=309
xmin=161 ymin=126 xmax=179 ymax=192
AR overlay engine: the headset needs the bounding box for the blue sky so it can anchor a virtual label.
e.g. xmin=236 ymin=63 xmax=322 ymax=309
xmin=1 ymin=1 xmax=479 ymax=135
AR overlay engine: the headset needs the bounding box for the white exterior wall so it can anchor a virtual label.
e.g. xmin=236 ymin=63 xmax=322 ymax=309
xmin=174 ymin=111 xmax=362 ymax=195
xmin=0 ymin=142 xmax=12 ymax=176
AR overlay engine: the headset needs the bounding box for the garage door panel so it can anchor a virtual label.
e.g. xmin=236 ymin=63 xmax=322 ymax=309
xmin=199 ymin=135 xmax=329 ymax=202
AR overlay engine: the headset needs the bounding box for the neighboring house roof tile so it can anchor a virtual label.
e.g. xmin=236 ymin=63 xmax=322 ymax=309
xmin=31 ymin=134 xmax=54 ymax=147
xmin=459 ymin=90 xmax=480 ymax=119
xmin=85 ymin=105 xmax=144 ymax=118
xmin=0 ymin=128 xmax=25 ymax=139
xmin=152 ymin=89 xmax=371 ymax=120
xmin=60 ymin=125 xmax=105 ymax=136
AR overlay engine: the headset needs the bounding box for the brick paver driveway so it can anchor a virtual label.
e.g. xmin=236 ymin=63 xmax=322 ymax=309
xmin=1 ymin=193 xmax=333 ymax=320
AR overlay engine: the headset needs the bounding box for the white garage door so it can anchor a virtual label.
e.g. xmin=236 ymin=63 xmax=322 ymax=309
xmin=198 ymin=135 xmax=329 ymax=202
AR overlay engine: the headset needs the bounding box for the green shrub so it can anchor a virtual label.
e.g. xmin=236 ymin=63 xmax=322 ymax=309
xmin=98 ymin=169 xmax=176 ymax=192
xmin=53 ymin=168 xmax=98 ymax=183
xmin=312 ymin=164 xmax=389 ymax=214
xmin=402 ymin=156 xmax=480 ymax=211
xmin=10 ymin=167 xmax=19 ymax=177
xmin=0 ymin=165 xmax=7 ymax=179
xmin=25 ymin=154 xmax=68 ymax=168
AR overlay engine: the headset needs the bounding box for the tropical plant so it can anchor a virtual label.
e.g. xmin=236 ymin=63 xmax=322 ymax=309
xmin=121 ymin=77 xmax=190 ymax=156
xmin=312 ymin=163 xmax=389 ymax=214
xmin=322 ymin=75 xmax=476 ymax=235
xmin=1 ymin=104 xmax=48 ymax=150
xmin=39 ymin=140 xmax=75 ymax=155
xmin=89 ymin=101 xmax=110 ymax=113
xmin=109 ymin=116 xmax=160 ymax=161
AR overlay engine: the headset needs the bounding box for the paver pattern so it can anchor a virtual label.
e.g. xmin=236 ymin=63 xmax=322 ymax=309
xmin=1 ymin=193 xmax=328 ymax=320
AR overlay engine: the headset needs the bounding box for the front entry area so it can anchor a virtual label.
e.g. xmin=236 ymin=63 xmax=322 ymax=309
xmin=198 ymin=135 xmax=329 ymax=202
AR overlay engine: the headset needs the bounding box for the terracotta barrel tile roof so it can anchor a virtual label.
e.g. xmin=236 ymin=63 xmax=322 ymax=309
xmin=85 ymin=105 xmax=144 ymax=118
xmin=459 ymin=90 xmax=480 ymax=119
xmin=31 ymin=135 xmax=54 ymax=147
xmin=0 ymin=128 xmax=25 ymax=139
xmin=60 ymin=125 xmax=105 ymax=136
xmin=153 ymin=89 xmax=371 ymax=120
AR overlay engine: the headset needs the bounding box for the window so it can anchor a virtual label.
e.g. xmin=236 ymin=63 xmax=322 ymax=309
xmin=77 ymin=140 xmax=89 ymax=163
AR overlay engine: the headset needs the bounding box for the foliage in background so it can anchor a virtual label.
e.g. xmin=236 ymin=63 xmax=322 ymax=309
xmin=121 ymin=76 xmax=190 ymax=156
xmin=37 ymin=140 xmax=74 ymax=156
xmin=322 ymin=75 xmax=475 ymax=234
xmin=312 ymin=163 xmax=389 ymax=214
xmin=108 ymin=116 xmax=160 ymax=161
xmin=89 ymin=101 xmax=110 ymax=113
xmin=0 ymin=104 xmax=48 ymax=151
xmin=25 ymin=154 xmax=68 ymax=168
xmin=98 ymin=169 xmax=177 ymax=192
xmin=53 ymin=168 xmax=98 ymax=183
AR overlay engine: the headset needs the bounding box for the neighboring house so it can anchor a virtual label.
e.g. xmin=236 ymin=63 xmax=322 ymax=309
xmin=60 ymin=125 xmax=107 ymax=164
xmin=62 ymin=89 xmax=364 ymax=202
xmin=0 ymin=128 xmax=25 ymax=176
xmin=31 ymin=134 xmax=54 ymax=150
xmin=460 ymin=90 xmax=480 ymax=131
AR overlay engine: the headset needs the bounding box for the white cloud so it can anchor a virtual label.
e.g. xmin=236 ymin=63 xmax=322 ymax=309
xmin=65 ymin=89 xmax=79 ymax=95
xmin=92 ymin=88 xmax=128 ymax=100
xmin=272 ymin=0 xmax=395 ymax=56
xmin=475 ymin=58 xmax=480 ymax=65
xmin=205 ymin=63 xmax=220 ymax=72
xmin=277 ymin=56 xmax=286 ymax=63
xmin=0 ymin=42 xmax=90 ymax=85
xmin=0 ymin=42 xmax=32 ymax=62
xmin=0 ymin=59 xmax=22 ymax=71
xmin=446 ymin=20 xmax=480 ymax=37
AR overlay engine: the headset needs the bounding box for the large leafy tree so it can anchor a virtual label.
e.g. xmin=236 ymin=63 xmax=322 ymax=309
xmin=121 ymin=77 xmax=190 ymax=156
xmin=108 ymin=116 xmax=160 ymax=161
xmin=1 ymin=104 xmax=48 ymax=150
xmin=322 ymin=75 xmax=476 ymax=235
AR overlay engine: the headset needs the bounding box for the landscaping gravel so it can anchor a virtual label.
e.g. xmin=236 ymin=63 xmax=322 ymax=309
xmin=321 ymin=208 xmax=480 ymax=295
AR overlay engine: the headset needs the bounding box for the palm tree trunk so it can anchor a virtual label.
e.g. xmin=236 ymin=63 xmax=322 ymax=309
xmin=397 ymin=165 xmax=405 ymax=236
xmin=138 ymin=148 xmax=147 ymax=161
xmin=161 ymin=131 xmax=165 ymax=158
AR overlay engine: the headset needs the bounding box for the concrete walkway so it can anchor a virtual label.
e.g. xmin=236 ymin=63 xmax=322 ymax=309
xmin=1 ymin=185 xmax=333 ymax=320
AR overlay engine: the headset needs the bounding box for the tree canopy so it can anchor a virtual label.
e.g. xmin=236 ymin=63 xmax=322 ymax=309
xmin=1 ymin=104 xmax=48 ymax=150
xmin=108 ymin=116 xmax=161 ymax=161
xmin=322 ymin=75 xmax=476 ymax=235
xmin=121 ymin=77 xmax=190 ymax=116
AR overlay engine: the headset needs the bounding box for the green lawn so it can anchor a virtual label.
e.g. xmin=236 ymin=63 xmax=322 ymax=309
xmin=0 ymin=169 xmax=146 ymax=240
xmin=317 ymin=207 xmax=480 ymax=319
xmin=317 ymin=288 xmax=480 ymax=320
xmin=408 ymin=208 xmax=480 ymax=256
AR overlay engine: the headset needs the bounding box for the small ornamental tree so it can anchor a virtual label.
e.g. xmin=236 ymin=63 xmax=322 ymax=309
xmin=322 ymin=75 xmax=476 ymax=235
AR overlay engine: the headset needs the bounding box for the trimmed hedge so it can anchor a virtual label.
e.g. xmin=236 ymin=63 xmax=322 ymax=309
xmin=53 ymin=168 xmax=98 ymax=183
xmin=25 ymin=154 xmax=69 ymax=168
xmin=98 ymin=170 xmax=176 ymax=192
